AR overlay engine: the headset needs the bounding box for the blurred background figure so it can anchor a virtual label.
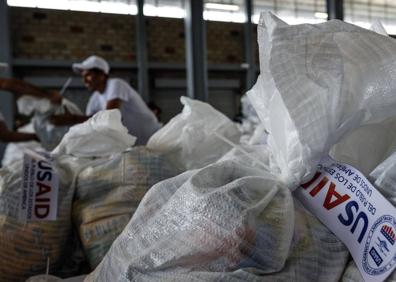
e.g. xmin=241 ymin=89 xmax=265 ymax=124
xmin=51 ymin=55 xmax=161 ymax=145
xmin=0 ymin=77 xmax=63 ymax=143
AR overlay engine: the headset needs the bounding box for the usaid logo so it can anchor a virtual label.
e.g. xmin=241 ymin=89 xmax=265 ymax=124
xmin=362 ymin=215 xmax=396 ymax=276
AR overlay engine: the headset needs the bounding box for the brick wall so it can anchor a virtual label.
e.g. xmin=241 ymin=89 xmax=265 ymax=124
xmin=11 ymin=8 xmax=136 ymax=62
xmin=207 ymin=21 xmax=244 ymax=64
xmin=147 ymin=17 xmax=185 ymax=63
xmin=10 ymin=7 xmax=255 ymax=64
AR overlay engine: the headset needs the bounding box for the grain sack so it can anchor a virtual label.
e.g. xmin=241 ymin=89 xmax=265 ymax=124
xmin=86 ymin=145 xmax=349 ymax=282
xmin=86 ymin=12 xmax=396 ymax=281
xmin=369 ymin=151 xmax=396 ymax=207
xmin=73 ymin=147 xmax=181 ymax=268
xmin=52 ymin=109 xmax=136 ymax=158
xmin=330 ymin=116 xmax=396 ymax=176
xmin=0 ymin=155 xmax=88 ymax=282
xmin=338 ymin=151 xmax=396 ymax=282
xmin=239 ymin=94 xmax=261 ymax=144
xmin=0 ymin=109 xmax=136 ymax=281
xmin=147 ymin=96 xmax=241 ymax=170
xmin=248 ymin=12 xmax=396 ymax=188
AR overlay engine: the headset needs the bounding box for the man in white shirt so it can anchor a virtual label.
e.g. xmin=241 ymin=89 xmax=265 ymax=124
xmin=51 ymin=55 xmax=161 ymax=145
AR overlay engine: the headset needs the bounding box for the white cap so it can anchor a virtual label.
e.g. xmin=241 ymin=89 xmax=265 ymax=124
xmin=72 ymin=55 xmax=110 ymax=74
xmin=0 ymin=62 xmax=8 ymax=69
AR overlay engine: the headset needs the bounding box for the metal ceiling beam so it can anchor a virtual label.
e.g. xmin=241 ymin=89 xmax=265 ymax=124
xmin=184 ymin=0 xmax=208 ymax=101
xmin=244 ymin=0 xmax=255 ymax=91
xmin=136 ymin=0 xmax=149 ymax=102
xmin=327 ymin=0 xmax=344 ymax=20
xmin=0 ymin=1 xmax=14 ymax=162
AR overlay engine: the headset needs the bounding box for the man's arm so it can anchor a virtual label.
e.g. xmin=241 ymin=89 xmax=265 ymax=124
xmin=0 ymin=121 xmax=38 ymax=143
xmin=0 ymin=78 xmax=62 ymax=104
xmin=50 ymin=114 xmax=90 ymax=126
xmin=50 ymin=98 xmax=121 ymax=126
xmin=106 ymin=98 xmax=122 ymax=110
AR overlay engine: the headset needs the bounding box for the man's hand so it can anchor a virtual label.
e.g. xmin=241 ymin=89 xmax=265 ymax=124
xmin=48 ymin=90 xmax=63 ymax=105
xmin=50 ymin=108 xmax=90 ymax=126
xmin=50 ymin=114 xmax=76 ymax=126
xmin=0 ymin=77 xmax=63 ymax=104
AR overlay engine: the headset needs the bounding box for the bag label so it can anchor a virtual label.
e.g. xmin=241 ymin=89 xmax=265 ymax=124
xmin=19 ymin=151 xmax=59 ymax=221
xmin=294 ymin=157 xmax=396 ymax=282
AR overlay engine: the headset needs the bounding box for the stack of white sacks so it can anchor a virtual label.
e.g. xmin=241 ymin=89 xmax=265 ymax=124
xmin=2 ymin=96 xmax=83 ymax=167
xmin=2 ymin=11 xmax=396 ymax=281
xmin=0 ymin=96 xmax=241 ymax=281
xmin=85 ymin=12 xmax=396 ymax=281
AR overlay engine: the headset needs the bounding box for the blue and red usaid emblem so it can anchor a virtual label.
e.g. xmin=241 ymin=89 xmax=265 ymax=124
xmin=362 ymin=215 xmax=396 ymax=276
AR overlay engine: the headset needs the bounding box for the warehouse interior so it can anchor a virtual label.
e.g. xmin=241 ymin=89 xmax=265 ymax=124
xmin=0 ymin=0 xmax=396 ymax=281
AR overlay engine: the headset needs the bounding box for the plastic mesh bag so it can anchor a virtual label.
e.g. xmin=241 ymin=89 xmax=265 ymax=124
xmin=248 ymin=12 xmax=396 ymax=188
xmin=239 ymin=95 xmax=262 ymax=145
xmin=330 ymin=116 xmax=396 ymax=176
xmin=341 ymin=260 xmax=396 ymax=282
xmin=73 ymin=147 xmax=181 ymax=268
xmin=147 ymin=96 xmax=241 ymax=170
xmin=369 ymin=151 xmax=396 ymax=208
xmin=86 ymin=157 xmax=294 ymax=281
xmin=86 ymin=145 xmax=349 ymax=282
xmin=86 ymin=13 xmax=396 ymax=281
xmin=340 ymin=148 xmax=396 ymax=282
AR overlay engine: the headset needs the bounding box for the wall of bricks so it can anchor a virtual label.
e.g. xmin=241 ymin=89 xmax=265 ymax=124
xmin=10 ymin=7 xmax=256 ymax=64
xmin=10 ymin=8 xmax=136 ymax=62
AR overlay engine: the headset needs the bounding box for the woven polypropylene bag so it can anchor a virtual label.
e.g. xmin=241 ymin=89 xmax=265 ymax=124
xmin=248 ymin=12 xmax=396 ymax=188
xmin=0 ymin=156 xmax=87 ymax=282
xmin=85 ymin=12 xmax=396 ymax=281
xmin=52 ymin=110 xmax=136 ymax=158
xmin=85 ymin=145 xmax=349 ymax=282
xmin=147 ymin=97 xmax=241 ymax=170
xmin=73 ymin=147 xmax=181 ymax=268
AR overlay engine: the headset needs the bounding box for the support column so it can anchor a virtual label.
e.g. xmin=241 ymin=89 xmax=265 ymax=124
xmin=244 ymin=0 xmax=255 ymax=91
xmin=0 ymin=1 xmax=14 ymax=163
xmin=184 ymin=0 xmax=208 ymax=101
xmin=136 ymin=0 xmax=149 ymax=101
xmin=327 ymin=0 xmax=344 ymax=20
